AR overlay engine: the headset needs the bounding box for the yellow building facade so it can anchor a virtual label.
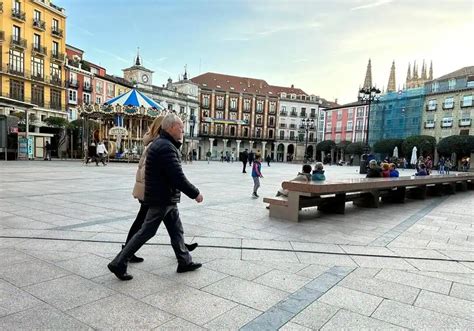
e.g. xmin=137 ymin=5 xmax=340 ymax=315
xmin=0 ymin=0 xmax=67 ymax=158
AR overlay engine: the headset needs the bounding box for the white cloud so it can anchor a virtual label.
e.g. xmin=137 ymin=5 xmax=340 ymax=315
xmin=93 ymin=48 xmax=128 ymax=64
xmin=351 ymin=0 xmax=393 ymax=11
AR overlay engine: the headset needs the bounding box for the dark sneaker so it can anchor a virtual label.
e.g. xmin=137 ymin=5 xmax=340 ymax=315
xmin=107 ymin=263 xmax=133 ymax=281
xmin=123 ymin=245 xmax=144 ymax=263
xmin=253 ymin=192 xmax=259 ymax=198
xmin=185 ymin=243 xmax=198 ymax=252
xmin=177 ymin=262 xmax=202 ymax=273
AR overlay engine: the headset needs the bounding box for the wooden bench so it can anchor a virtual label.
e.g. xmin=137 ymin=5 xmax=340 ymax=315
xmin=264 ymin=173 xmax=474 ymax=222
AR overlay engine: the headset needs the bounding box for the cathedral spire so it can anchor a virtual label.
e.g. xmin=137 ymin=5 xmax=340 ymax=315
xmin=387 ymin=61 xmax=396 ymax=92
xmin=413 ymin=60 xmax=418 ymax=79
xmin=135 ymin=47 xmax=142 ymax=66
xmin=429 ymin=61 xmax=433 ymax=80
xmin=421 ymin=60 xmax=427 ymax=80
xmin=406 ymin=62 xmax=411 ymax=82
xmin=363 ymin=58 xmax=372 ymax=89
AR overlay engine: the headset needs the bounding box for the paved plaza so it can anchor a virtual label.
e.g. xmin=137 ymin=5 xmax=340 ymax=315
xmin=0 ymin=160 xmax=473 ymax=330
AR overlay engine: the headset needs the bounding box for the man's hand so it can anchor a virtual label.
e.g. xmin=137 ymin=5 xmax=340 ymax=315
xmin=195 ymin=194 xmax=203 ymax=203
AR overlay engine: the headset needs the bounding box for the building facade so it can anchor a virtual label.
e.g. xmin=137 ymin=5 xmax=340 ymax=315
xmin=191 ymin=72 xmax=279 ymax=160
xmin=421 ymin=66 xmax=474 ymax=141
xmin=324 ymin=102 xmax=370 ymax=144
xmin=0 ymin=0 xmax=67 ymax=158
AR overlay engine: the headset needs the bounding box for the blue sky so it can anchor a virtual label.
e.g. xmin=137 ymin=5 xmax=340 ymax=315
xmin=57 ymin=0 xmax=473 ymax=104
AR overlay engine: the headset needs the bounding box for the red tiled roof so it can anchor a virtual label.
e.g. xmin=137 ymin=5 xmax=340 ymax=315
xmin=191 ymin=72 xmax=276 ymax=96
xmin=269 ymin=85 xmax=307 ymax=96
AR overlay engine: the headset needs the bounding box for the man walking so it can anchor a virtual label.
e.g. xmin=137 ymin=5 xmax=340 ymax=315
xmin=44 ymin=141 xmax=52 ymax=161
xmin=108 ymin=113 xmax=203 ymax=280
xmin=96 ymin=141 xmax=108 ymax=166
xmin=241 ymin=148 xmax=248 ymax=173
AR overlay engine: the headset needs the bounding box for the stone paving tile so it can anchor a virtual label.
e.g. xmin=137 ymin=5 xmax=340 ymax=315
xmin=304 ymin=272 xmax=342 ymax=293
xmin=204 ymin=258 xmax=274 ymax=280
xmin=20 ymin=248 xmax=90 ymax=263
xmin=351 ymin=255 xmax=416 ymax=270
xmin=450 ymin=282 xmax=474 ymax=301
xmin=23 ymin=275 xmax=114 ymax=311
xmin=151 ymin=265 xmax=228 ymax=289
xmin=338 ymin=273 xmax=420 ymax=304
xmin=0 ymin=248 xmax=36 ymax=265
xmin=155 ymin=317 xmax=207 ymax=330
xmin=53 ymin=253 xmax=114 ymax=279
xmin=204 ymin=304 xmax=262 ymax=330
xmin=375 ymin=269 xmax=452 ymax=294
xmin=279 ymin=321 xmax=313 ymax=330
xmin=274 ymin=287 xmax=324 ymax=314
xmin=191 ymin=236 xmax=242 ymax=248
xmin=340 ymin=244 xmax=397 ymax=256
xmin=143 ymin=282 xmax=237 ymax=325
xmin=192 ymin=247 xmax=242 ymax=262
xmin=243 ymin=249 xmax=300 ymax=263
xmin=202 ymin=276 xmax=288 ymax=311
xmin=0 ymin=303 xmax=91 ymax=330
xmin=387 ymin=247 xmax=449 ymax=259
xmin=296 ymin=264 xmax=331 ymax=279
xmin=254 ymin=269 xmax=312 ymax=293
xmin=0 ymin=279 xmax=43 ymax=317
xmin=414 ymin=290 xmax=474 ymax=321
xmin=295 ymin=252 xmax=358 ymax=267
xmin=256 ymin=260 xmax=308 ymax=274
xmin=321 ymin=309 xmax=406 ymax=330
xmin=68 ymin=294 xmax=173 ymax=329
xmin=290 ymin=241 xmax=344 ymax=253
xmin=318 ymin=285 xmax=383 ymax=316
xmin=372 ymin=299 xmax=473 ymax=329
xmin=289 ymin=301 xmax=339 ymax=330
xmin=404 ymin=258 xmax=474 ymax=273
xmin=0 ymin=259 xmax=71 ymax=287
xmin=242 ymin=238 xmax=293 ymax=250
xmin=410 ymin=270 xmax=474 ymax=286
xmin=240 ymin=306 xmax=294 ymax=331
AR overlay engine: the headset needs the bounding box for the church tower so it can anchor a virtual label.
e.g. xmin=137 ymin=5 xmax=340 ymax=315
xmin=363 ymin=59 xmax=372 ymax=89
xmin=387 ymin=61 xmax=396 ymax=92
xmin=429 ymin=61 xmax=433 ymax=80
xmin=122 ymin=48 xmax=154 ymax=88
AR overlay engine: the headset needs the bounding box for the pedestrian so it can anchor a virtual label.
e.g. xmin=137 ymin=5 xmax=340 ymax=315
xmin=126 ymin=115 xmax=196 ymax=263
xmin=381 ymin=163 xmax=390 ymax=177
xmin=241 ymin=148 xmax=248 ymax=173
xmin=438 ymin=157 xmax=445 ymax=174
xmin=277 ymin=164 xmax=312 ymax=196
xmin=312 ymin=162 xmax=326 ymax=181
xmin=85 ymin=142 xmax=97 ymax=165
xmin=366 ymin=160 xmax=382 ymax=178
xmin=389 ymin=163 xmax=399 ymax=177
xmin=108 ymin=113 xmax=203 ymax=281
xmin=220 ymin=151 xmax=224 ymax=162
xmin=425 ymin=156 xmax=433 ymax=174
xmin=44 ymin=141 xmax=52 ymax=161
xmin=349 ymin=155 xmax=354 ymax=166
xmin=445 ymin=159 xmax=451 ymax=174
xmin=206 ymin=150 xmax=211 ymax=164
xmin=248 ymin=150 xmax=255 ymax=166
xmin=96 ymin=141 xmax=108 ymax=166
xmin=265 ymin=154 xmax=271 ymax=167
xmin=231 ymin=152 xmax=235 ymax=163
xmin=251 ymin=154 xmax=263 ymax=198
xmin=415 ymin=163 xmax=428 ymax=176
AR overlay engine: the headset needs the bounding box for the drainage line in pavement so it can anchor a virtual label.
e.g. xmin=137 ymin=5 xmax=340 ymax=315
xmin=1 ymin=235 xmax=472 ymax=264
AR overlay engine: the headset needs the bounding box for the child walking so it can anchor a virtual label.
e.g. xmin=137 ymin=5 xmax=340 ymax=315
xmin=251 ymin=154 xmax=263 ymax=198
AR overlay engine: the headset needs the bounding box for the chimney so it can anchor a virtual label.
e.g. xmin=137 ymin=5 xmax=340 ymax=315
xmin=291 ymin=84 xmax=294 ymax=88
xmin=259 ymin=81 xmax=263 ymax=89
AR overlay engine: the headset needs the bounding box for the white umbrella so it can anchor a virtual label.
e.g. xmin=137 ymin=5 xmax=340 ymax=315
xmin=393 ymin=146 xmax=399 ymax=158
xmin=410 ymin=146 xmax=418 ymax=165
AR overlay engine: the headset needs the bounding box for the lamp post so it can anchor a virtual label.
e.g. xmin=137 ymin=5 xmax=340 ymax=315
xmin=300 ymin=118 xmax=315 ymax=162
xmin=358 ymin=87 xmax=381 ymax=154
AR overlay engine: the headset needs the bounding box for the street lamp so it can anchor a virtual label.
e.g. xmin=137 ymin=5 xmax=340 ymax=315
xmin=300 ymin=118 xmax=315 ymax=162
xmin=358 ymin=86 xmax=381 ymax=153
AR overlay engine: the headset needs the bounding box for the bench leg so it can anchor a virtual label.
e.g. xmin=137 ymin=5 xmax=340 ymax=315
xmin=318 ymin=193 xmax=346 ymax=214
xmin=407 ymin=185 xmax=427 ymax=200
xmin=443 ymin=182 xmax=456 ymax=195
xmin=467 ymin=180 xmax=474 ymax=190
xmin=269 ymin=193 xmax=300 ymax=222
xmin=382 ymin=187 xmax=406 ymax=203
xmin=353 ymin=191 xmax=380 ymax=208
xmin=427 ymin=184 xmax=443 ymax=197
xmin=456 ymin=181 xmax=467 ymax=192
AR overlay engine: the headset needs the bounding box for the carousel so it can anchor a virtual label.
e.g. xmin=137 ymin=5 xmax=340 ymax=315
xmin=79 ymin=89 xmax=166 ymax=158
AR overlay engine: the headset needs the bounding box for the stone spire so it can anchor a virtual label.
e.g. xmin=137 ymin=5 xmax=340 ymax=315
xmin=406 ymin=62 xmax=412 ymax=82
xmin=183 ymin=64 xmax=188 ymax=80
xmin=421 ymin=60 xmax=427 ymax=80
xmin=363 ymin=59 xmax=372 ymax=89
xmin=135 ymin=47 xmax=141 ymax=66
xmin=429 ymin=61 xmax=433 ymax=80
xmin=387 ymin=61 xmax=396 ymax=92
xmin=413 ymin=60 xmax=418 ymax=79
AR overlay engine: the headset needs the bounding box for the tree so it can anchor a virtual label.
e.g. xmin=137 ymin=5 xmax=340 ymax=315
xmin=402 ymin=135 xmax=436 ymax=158
xmin=43 ymin=116 xmax=71 ymax=152
xmin=437 ymin=135 xmax=474 ymax=158
xmin=316 ymin=140 xmax=336 ymax=153
xmin=373 ymin=138 xmax=404 ymax=156
xmin=346 ymin=142 xmax=365 ymax=156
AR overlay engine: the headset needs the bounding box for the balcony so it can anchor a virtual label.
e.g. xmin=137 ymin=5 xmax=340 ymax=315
xmin=256 ymin=108 xmax=264 ymax=113
xmin=83 ymin=84 xmax=93 ymax=92
xmin=279 ymin=123 xmax=287 ymax=128
xmin=31 ymin=72 xmax=44 ymax=82
xmin=68 ymin=98 xmax=77 ymax=105
xmin=50 ymin=76 xmax=64 ymax=87
xmin=310 ymin=113 xmax=316 ymax=118
xmin=255 ymin=121 xmax=263 ymax=127
xmin=441 ymin=121 xmax=453 ymax=128
xmin=461 ymin=101 xmax=473 ymax=108
xmin=300 ymin=112 xmax=306 ymax=117
xmin=345 ymin=126 xmax=353 ymax=131
xmin=32 ymin=97 xmax=45 ymax=108
xmin=290 ymin=112 xmax=298 ymax=117
xmin=11 ymin=9 xmax=26 ymax=21
xmin=11 ymin=36 xmax=27 ymax=49
xmin=280 ymin=111 xmax=288 ymax=116
xmin=51 ymin=51 xmax=65 ymax=63
xmin=243 ymin=107 xmax=251 ymax=113
xmin=32 ymin=44 xmax=47 ymax=56
xmin=289 ymin=124 xmax=297 ymax=129
xmin=268 ymin=122 xmax=275 ymax=128
xmin=442 ymin=102 xmax=454 ymax=110
xmin=33 ymin=19 xmax=46 ymax=31
xmin=424 ymin=122 xmax=435 ymax=129
xmin=51 ymin=27 xmax=63 ymax=38
xmin=6 ymin=64 xmax=25 ymax=77
xmin=425 ymin=104 xmax=437 ymax=111
xmin=68 ymin=80 xmax=79 ymax=88
xmin=269 ymin=107 xmax=276 ymax=114
xmin=459 ymin=119 xmax=472 ymax=127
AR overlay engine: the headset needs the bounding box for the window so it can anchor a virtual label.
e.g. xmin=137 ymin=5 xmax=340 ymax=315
xmin=281 ymin=92 xmax=286 ymax=98
xmin=50 ymin=63 xmax=61 ymax=80
xmin=107 ymin=84 xmax=114 ymax=97
xmin=427 ymin=99 xmax=437 ymax=110
xmin=280 ymin=106 xmax=287 ymax=114
xmin=432 ymin=81 xmax=439 ymax=92
xmin=310 ymin=108 xmax=316 ymax=118
xmin=269 ymin=116 xmax=274 ymax=126
xmin=268 ymin=129 xmax=274 ymax=139
xmin=346 ymin=120 xmax=353 ymax=131
xmin=34 ymin=10 xmax=41 ymax=22
xmin=50 ymin=89 xmax=62 ymax=110
xmin=52 ymin=18 xmax=59 ymax=30
xmin=269 ymin=102 xmax=276 ymax=113
xmin=84 ymin=77 xmax=91 ymax=89
xmin=345 ymin=133 xmax=352 ymax=141
xmin=216 ymin=96 xmax=224 ymax=109
xmin=279 ymin=130 xmax=285 ymax=140
xmin=202 ymin=123 xmax=209 ymax=134
xmin=230 ymin=126 xmax=236 ymax=136
xmin=230 ymin=98 xmax=237 ymax=110
xmin=326 ymin=123 xmax=332 ymax=131
xmin=468 ymin=77 xmax=474 ymax=88
xmin=462 ymin=95 xmax=473 ymax=107
xmin=256 ymin=115 xmax=262 ymax=125
xmin=300 ymin=107 xmax=306 ymax=117
xmin=356 ymin=107 xmax=364 ymax=117
xmin=448 ymin=78 xmax=456 ymax=90
xmin=31 ymin=57 xmax=44 ymax=78
xmin=69 ymin=72 xmax=77 ymax=84
xmin=289 ymin=131 xmax=295 ymax=140
xmin=257 ymin=100 xmax=264 ymax=112
xmin=167 ymin=103 xmax=173 ymax=111
xmin=31 ymin=84 xmax=44 ymax=107
xmin=10 ymin=79 xmax=24 ymax=101
xmin=355 ymin=132 xmax=363 ymax=142
xmin=216 ymin=111 xmax=223 ymax=119
xmin=443 ymin=97 xmax=454 ymax=109
xmin=12 ymin=25 xmax=20 ymax=42
xmin=348 ymin=108 xmax=353 ymax=118
xmin=356 ymin=119 xmax=363 ymax=130
xmin=230 ymin=112 xmax=237 ymax=120
xmin=243 ymin=128 xmax=249 ymax=137
xmin=95 ymin=81 xmax=103 ymax=94
xmin=335 ymin=134 xmax=341 ymax=143
xmin=441 ymin=117 xmax=453 ymax=128
xmin=291 ymin=107 xmax=297 ymax=115
xmin=9 ymin=49 xmax=24 ymax=73
xmin=96 ymin=96 xmax=102 ymax=104
xmin=336 ymin=122 xmax=342 ymax=131
xmin=14 ymin=0 xmax=20 ymax=12
xmin=256 ymin=128 xmax=262 ymax=138
xmin=83 ymin=93 xmax=91 ymax=104
xmin=216 ymin=125 xmax=223 ymax=135
xmin=69 ymin=90 xmax=77 ymax=103
xmin=244 ymin=99 xmax=251 ymax=111
xmin=52 ymin=41 xmax=59 ymax=56
xmin=243 ymin=113 xmax=250 ymax=123
xmin=460 ymin=110 xmax=470 ymax=120
xmin=337 ymin=110 xmax=342 ymax=120
xmin=202 ymin=94 xmax=210 ymax=107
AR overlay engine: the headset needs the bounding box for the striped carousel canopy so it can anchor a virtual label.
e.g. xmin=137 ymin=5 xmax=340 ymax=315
xmin=105 ymin=89 xmax=164 ymax=110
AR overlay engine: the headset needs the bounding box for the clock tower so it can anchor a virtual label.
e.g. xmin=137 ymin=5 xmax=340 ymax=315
xmin=122 ymin=48 xmax=154 ymax=88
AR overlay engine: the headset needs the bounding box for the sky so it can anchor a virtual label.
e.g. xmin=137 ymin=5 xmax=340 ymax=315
xmin=56 ymin=0 xmax=474 ymax=104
